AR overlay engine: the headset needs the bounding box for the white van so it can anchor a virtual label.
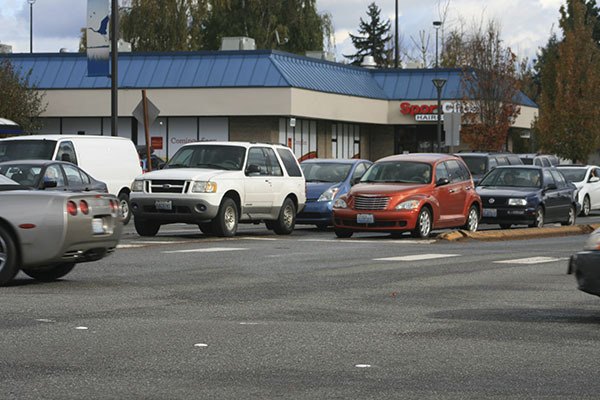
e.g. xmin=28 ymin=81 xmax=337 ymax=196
xmin=0 ymin=135 xmax=142 ymax=223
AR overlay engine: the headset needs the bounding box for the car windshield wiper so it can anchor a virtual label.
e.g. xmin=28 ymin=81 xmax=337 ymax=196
xmin=165 ymin=163 xmax=188 ymax=169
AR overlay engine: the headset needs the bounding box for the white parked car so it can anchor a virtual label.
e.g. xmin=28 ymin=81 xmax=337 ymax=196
xmin=129 ymin=141 xmax=306 ymax=237
xmin=556 ymin=165 xmax=600 ymax=216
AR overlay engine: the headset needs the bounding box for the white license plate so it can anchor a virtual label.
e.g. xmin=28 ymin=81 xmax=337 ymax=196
xmin=483 ymin=208 xmax=497 ymax=217
xmin=155 ymin=200 xmax=172 ymax=210
xmin=92 ymin=218 xmax=105 ymax=234
xmin=357 ymin=213 xmax=374 ymax=224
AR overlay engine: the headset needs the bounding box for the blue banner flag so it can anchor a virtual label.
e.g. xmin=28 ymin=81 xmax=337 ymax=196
xmin=87 ymin=0 xmax=110 ymax=77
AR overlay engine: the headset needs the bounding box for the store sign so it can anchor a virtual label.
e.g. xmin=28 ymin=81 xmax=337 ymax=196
xmin=400 ymin=101 xmax=479 ymax=119
xmin=151 ymin=136 xmax=163 ymax=150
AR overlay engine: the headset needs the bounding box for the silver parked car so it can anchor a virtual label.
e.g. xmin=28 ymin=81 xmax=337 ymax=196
xmin=0 ymin=175 xmax=123 ymax=285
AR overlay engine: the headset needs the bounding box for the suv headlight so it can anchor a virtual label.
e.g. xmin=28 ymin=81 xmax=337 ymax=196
xmin=318 ymin=187 xmax=339 ymax=202
xmin=191 ymin=181 xmax=217 ymax=193
xmin=396 ymin=200 xmax=420 ymax=210
xmin=508 ymin=198 xmax=527 ymax=206
xmin=584 ymin=229 xmax=600 ymax=251
xmin=333 ymin=198 xmax=347 ymax=209
xmin=131 ymin=180 xmax=144 ymax=192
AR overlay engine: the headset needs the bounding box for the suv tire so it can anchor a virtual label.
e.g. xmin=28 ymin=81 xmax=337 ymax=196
xmin=272 ymin=198 xmax=296 ymax=235
xmin=212 ymin=197 xmax=238 ymax=237
xmin=135 ymin=218 xmax=160 ymax=237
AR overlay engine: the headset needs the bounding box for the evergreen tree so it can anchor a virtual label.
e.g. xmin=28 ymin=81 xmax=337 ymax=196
xmin=536 ymin=0 xmax=600 ymax=162
xmin=0 ymin=59 xmax=46 ymax=133
xmin=344 ymin=2 xmax=392 ymax=67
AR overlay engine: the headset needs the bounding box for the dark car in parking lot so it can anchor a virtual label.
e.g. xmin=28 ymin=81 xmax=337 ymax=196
xmin=456 ymin=152 xmax=523 ymax=184
xmin=298 ymin=158 xmax=372 ymax=229
xmin=568 ymin=228 xmax=600 ymax=297
xmin=0 ymin=160 xmax=108 ymax=193
xmin=476 ymin=166 xmax=578 ymax=228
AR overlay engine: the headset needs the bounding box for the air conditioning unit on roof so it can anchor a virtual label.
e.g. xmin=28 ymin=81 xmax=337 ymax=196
xmin=220 ymin=37 xmax=256 ymax=51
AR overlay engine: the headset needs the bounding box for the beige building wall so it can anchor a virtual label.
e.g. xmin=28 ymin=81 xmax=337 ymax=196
xmin=362 ymin=125 xmax=395 ymax=161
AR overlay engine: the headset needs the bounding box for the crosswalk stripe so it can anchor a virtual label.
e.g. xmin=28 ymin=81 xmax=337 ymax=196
xmin=494 ymin=257 xmax=569 ymax=265
xmin=117 ymin=244 xmax=146 ymax=248
xmin=374 ymin=254 xmax=460 ymax=261
xmin=162 ymin=247 xmax=248 ymax=254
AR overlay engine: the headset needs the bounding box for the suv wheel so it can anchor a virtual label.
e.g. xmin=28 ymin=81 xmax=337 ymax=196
xmin=272 ymin=198 xmax=296 ymax=235
xmin=22 ymin=263 xmax=75 ymax=282
xmin=212 ymin=197 xmax=238 ymax=237
xmin=0 ymin=225 xmax=19 ymax=286
xmin=134 ymin=218 xmax=160 ymax=237
xmin=198 ymin=223 xmax=214 ymax=236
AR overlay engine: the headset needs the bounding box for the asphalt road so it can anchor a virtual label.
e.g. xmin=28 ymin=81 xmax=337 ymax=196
xmin=1 ymin=218 xmax=599 ymax=399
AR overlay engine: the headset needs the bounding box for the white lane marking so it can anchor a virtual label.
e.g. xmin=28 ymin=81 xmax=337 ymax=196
xmin=117 ymin=244 xmax=146 ymax=248
xmin=239 ymin=322 xmax=261 ymax=325
xmin=75 ymin=326 xmax=88 ymax=330
xmin=300 ymin=239 xmax=436 ymax=244
xmin=162 ymin=247 xmax=248 ymax=254
xmin=238 ymin=237 xmax=279 ymax=241
xmin=35 ymin=319 xmax=54 ymax=323
xmin=494 ymin=257 xmax=569 ymax=265
xmin=131 ymin=240 xmax=188 ymax=244
xmin=355 ymin=364 xmax=372 ymax=368
xmin=375 ymin=254 xmax=460 ymax=262
xmin=194 ymin=343 xmax=208 ymax=348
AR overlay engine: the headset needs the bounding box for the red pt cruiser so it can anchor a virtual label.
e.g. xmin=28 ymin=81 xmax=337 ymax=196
xmin=332 ymin=153 xmax=482 ymax=238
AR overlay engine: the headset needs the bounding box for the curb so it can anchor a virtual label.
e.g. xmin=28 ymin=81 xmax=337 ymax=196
xmin=438 ymin=224 xmax=600 ymax=242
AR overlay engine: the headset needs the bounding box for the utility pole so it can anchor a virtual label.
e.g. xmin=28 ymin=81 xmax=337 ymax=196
xmin=110 ymin=0 xmax=119 ymax=136
xmin=394 ymin=0 xmax=399 ymax=68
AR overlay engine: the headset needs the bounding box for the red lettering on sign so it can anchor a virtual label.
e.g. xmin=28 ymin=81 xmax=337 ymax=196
xmin=400 ymin=102 xmax=438 ymax=116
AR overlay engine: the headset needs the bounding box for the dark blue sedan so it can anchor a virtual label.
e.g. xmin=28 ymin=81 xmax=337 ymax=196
xmin=298 ymin=159 xmax=373 ymax=229
xmin=476 ymin=166 xmax=579 ymax=228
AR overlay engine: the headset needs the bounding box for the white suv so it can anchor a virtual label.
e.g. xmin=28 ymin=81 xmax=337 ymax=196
xmin=129 ymin=141 xmax=306 ymax=237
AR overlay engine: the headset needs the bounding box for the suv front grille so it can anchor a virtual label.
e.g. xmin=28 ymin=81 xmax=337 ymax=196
xmin=149 ymin=180 xmax=188 ymax=193
xmin=353 ymin=196 xmax=390 ymax=210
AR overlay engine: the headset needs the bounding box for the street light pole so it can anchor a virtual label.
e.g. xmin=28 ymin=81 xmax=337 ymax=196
xmin=433 ymin=21 xmax=441 ymax=68
xmin=432 ymin=78 xmax=447 ymax=152
xmin=28 ymin=0 xmax=36 ymax=53
xmin=110 ymin=0 xmax=118 ymax=136
xmin=394 ymin=0 xmax=399 ymax=68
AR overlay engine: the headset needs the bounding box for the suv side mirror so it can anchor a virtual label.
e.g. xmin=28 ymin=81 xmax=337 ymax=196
xmin=589 ymin=176 xmax=600 ymax=183
xmin=436 ymin=178 xmax=450 ymax=187
xmin=246 ymin=164 xmax=260 ymax=175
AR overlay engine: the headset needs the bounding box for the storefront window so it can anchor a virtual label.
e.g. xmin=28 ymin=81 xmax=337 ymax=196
xmin=332 ymin=123 xmax=360 ymax=159
xmin=279 ymin=118 xmax=317 ymax=161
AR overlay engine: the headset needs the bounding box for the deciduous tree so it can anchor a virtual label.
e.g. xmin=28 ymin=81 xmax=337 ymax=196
xmin=536 ymin=0 xmax=600 ymax=162
xmin=0 ymin=59 xmax=46 ymax=133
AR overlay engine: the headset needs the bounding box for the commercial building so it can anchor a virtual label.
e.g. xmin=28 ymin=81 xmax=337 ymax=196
xmin=3 ymin=50 xmax=537 ymax=161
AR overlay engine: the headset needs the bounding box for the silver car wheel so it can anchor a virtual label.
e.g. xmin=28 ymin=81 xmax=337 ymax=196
xmin=419 ymin=209 xmax=431 ymax=237
xmin=0 ymin=235 xmax=7 ymax=271
xmin=467 ymin=208 xmax=479 ymax=232
xmin=224 ymin=205 xmax=236 ymax=231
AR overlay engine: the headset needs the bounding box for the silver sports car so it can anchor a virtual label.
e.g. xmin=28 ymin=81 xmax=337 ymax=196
xmin=0 ymin=175 xmax=123 ymax=285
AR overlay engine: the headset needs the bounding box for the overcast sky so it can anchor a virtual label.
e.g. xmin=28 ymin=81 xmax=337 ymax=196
xmin=0 ymin=0 xmax=564 ymax=64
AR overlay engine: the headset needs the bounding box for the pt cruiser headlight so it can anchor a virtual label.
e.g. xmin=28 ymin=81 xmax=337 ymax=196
xmin=396 ymin=200 xmax=420 ymax=210
xmin=508 ymin=198 xmax=527 ymax=206
xmin=333 ymin=198 xmax=347 ymax=209
xmin=131 ymin=180 xmax=144 ymax=192
xmin=318 ymin=187 xmax=339 ymax=202
xmin=191 ymin=181 xmax=217 ymax=193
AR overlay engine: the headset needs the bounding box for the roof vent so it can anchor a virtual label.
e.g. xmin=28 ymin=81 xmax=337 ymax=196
xmin=361 ymin=55 xmax=377 ymax=69
xmin=220 ymin=37 xmax=256 ymax=51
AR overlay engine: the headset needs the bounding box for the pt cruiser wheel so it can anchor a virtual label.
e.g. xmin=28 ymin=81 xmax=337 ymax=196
xmin=22 ymin=263 xmax=76 ymax=282
xmin=0 ymin=225 xmax=19 ymax=286
xmin=411 ymin=207 xmax=432 ymax=238
xmin=212 ymin=197 xmax=238 ymax=237
xmin=463 ymin=205 xmax=479 ymax=232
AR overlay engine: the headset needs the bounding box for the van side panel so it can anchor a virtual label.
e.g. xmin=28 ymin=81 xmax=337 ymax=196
xmin=63 ymin=137 xmax=142 ymax=195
